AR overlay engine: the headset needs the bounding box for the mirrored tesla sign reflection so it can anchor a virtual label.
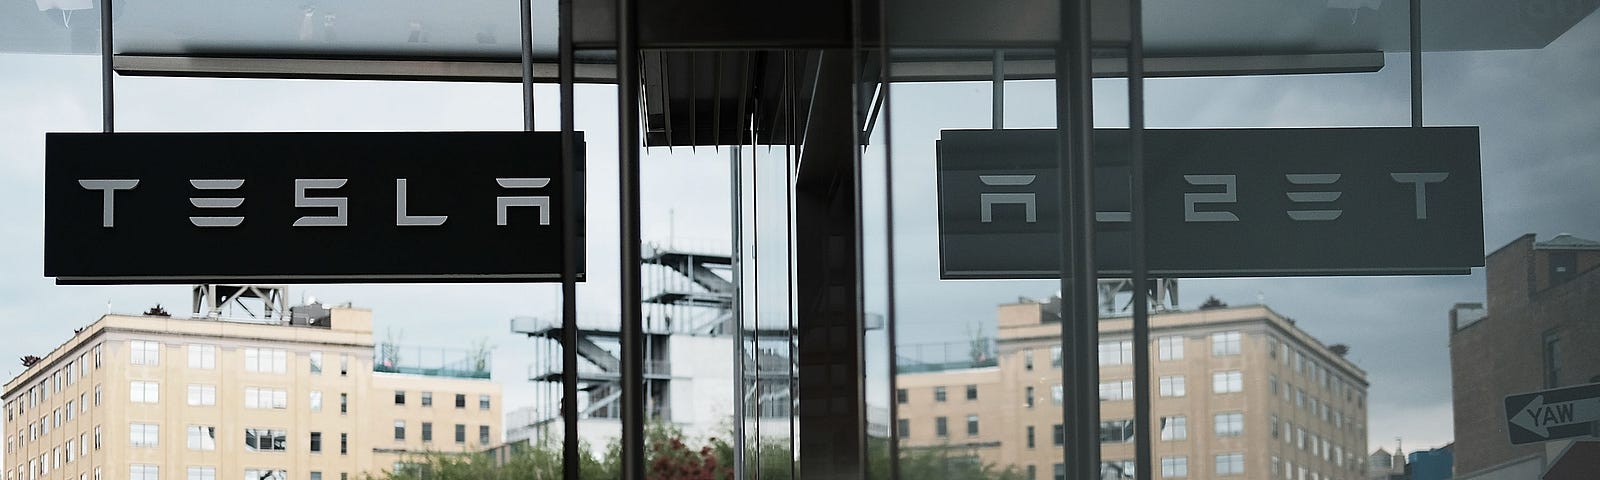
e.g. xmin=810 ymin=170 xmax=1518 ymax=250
xmin=936 ymin=127 xmax=1484 ymax=279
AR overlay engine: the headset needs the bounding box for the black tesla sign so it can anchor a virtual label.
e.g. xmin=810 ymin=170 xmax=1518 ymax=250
xmin=937 ymin=127 xmax=1484 ymax=279
xmin=45 ymin=131 xmax=584 ymax=284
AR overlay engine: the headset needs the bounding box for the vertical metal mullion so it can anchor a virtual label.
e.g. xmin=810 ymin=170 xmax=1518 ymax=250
xmin=783 ymin=51 xmax=800 ymax=480
xmin=992 ymin=50 xmax=1004 ymax=131
xmin=557 ymin=0 xmax=580 ymax=474
xmin=519 ymin=0 xmax=535 ymax=131
xmin=100 ymin=0 xmax=113 ymax=133
xmin=617 ymin=0 xmax=643 ymax=474
xmin=1128 ymin=0 xmax=1152 ymax=478
xmin=731 ymin=144 xmax=747 ymax=480
xmin=1410 ymin=0 xmax=1422 ymax=128
xmin=1058 ymin=0 xmax=1098 ymax=477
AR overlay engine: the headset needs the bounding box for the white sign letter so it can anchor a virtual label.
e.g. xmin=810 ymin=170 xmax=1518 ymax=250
xmin=978 ymin=175 xmax=1037 ymax=223
xmin=1285 ymin=173 xmax=1343 ymax=221
xmin=78 ymin=179 xmax=139 ymax=228
xmin=293 ymin=179 xmax=349 ymax=227
xmin=1391 ymin=172 xmax=1449 ymax=219
xmin=496 ymin=178 xmax=551 ymax=226
xmin=1183 ymin=175 xmax=1240 ymax=222
xmin=395 ymin=179 xmax=447 ymax=226
xmin=188 ymin=179 xmax=246 ymax=228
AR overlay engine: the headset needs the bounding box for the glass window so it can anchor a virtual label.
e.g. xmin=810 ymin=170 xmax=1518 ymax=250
xmin=394 ymin=391 xmax=406 ymax=405
xmin=479 ymin=395 xmax=491 ymax=410
xmin=340 ymin=393 xmax=349 ymax=414
xmin=243 ymin=348 xmax=288 ymax=374
xmin=1099 ymin=379 xmax=1134 ymax=401
xmin=422 ymin=422 xmax=434 ymax=442
xmin=895 ymin=388 xmax=907 ymax=404
xmin=454 ymin=424 xmax=466 ymax=443
xmin=1158 ymin=336 xmax=1184 ymax=361
xmin=896 ymin=419 xmax=909 ymax=438
xmin=1159 ymin=375 xmax=1185 ymax=397
xmin=245 ymin=387 xmax=288 ymax=409
xmin=130 ymin=382 xmax=159 ymax=404
xmin=129 ymin=464 xmax=158 ymax=480
xmin=1271 ymin=414 xmax=1280 ymax=438
xmin=1023 ymin=349 xmax=1034 ymax=370
xmin=393 ymin=421 xmax=406 ymax=440
xmin=1211 ymin=332 xmax=1241 ymax=356
xmin=310 ymin=352 xmax=323 ymax=374
xmin=933 ymin=386 xmax=947 ymax=402
xmin=187 ymin=425 xmax=216 ymax=451
xmin=1053 ymin=424 xmax=1064 ymax=446
xmin=479 ymin=425 xmax=490 ymax=444
xmin=966 ymin=415 xmax=979 ymax=436
xmin=188 ymin=344 xmax=216 ymax=369
xmin=1025 ymin=386 xmax=1035 ymax=408
xmin=1051 ymin=384 xmax=1064 ymax=405
xmin=1543 ymin=329 xmax=1562 ymax=388
xmin=130 ymin=341 xmax=160 ymax=366
xmin=1050 ymin=346 xmax=1062 ymax=368
xmin=244 ymin=469 xmax=286 ymax=480
xmin=1160 ymin=416 xmax=1187 ymax=441
xmin=340 ymin=433 xmax=348 ymax=455
xmin=935 ymin=417 xmax=949 ymax=437
xmin=1098 ymin=340 xmax=1133 ymax=365
xmin=129 ymin=423 xmax=158 ymax=447
xmin=310 ymin=432 xmax=322 ymax=452
xmin=1161 ymin=456 xmax=1188 ymax=478
xmin=1098 ymin=419 xmax=1135 ymax=444
xmin=1213 ymin=371 xmax=1243 ymax=394
xmin=310 ymin=391 xmax=323 ymax=412
xmin=455 ymin=394 xmax=466 ymax=408
xmin=421 ymin=391 xmax=433 ymax=407
xmin=244 ymin=429 xmax=287 ymax=452
xmin=965 ymin=385 xmax=978 ymax=401
xmin=340 ymin=354 xmax=349 ymax=376
xmin=1213 ymin=412 xmax=1244 ymax=437
xmin=188 ymin=385 xmax=216 ymax=406
xmin=1025 ymin=425 xmax=1035 ymax=448
xmin=187 ymin=466 xmax=216 ymax=480
xmin=1215 ymin=453 xmax=1244 ymax=475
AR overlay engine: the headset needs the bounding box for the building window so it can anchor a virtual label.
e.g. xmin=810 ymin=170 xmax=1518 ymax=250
xmin=897 ymin=419 xmax=909 ymax=438
xmin=244 ymin=428 xmax=287 ymax=452
xmin=340 ymin=433 xmax=348 ymax=455
xmin=1160 ymin=416 xmax=1187 ymax=441
xmin=1214 ymin=453 xmax=1244 ymax=475
xmin=129 ymin=464 xmax=158 ymax=480
xmin=1161 ymin=456 xmax=1188 ymax=478
xmin=310 ymin=352 xmax=323 ymax=374
xmin=480 ymin=395 xmax=492 ymax=410
xmin=129 ymin=423 xmax=159 ymax=448
xmin=1211 ymin=332 xmax=1241 ymax=356
xmin=895 ymin=389 xmax=907 ymax=404
xmin=1157 ymin=336 xmax=1184 ymax=361
xmin=187 ymin=384 xmax=217 ymax=406
xmin=1054 ymin=464 xmax=1065 ymax=480
xmin=1213 ymin=371 xmax=1243 ymax=394
xmin=1028 ymin=465 xmax=1037 ymax=480
xmin=340 ymin=393 xmax=349 ymax=414
xmin=1024 ymin=349 xmax=1034 ymax=370
xmin=311 ymin=473 xmax=322 ymax=480
xmin=935 ymin=417 xmax=949 ymax=437
xmin=94 ymin=384 xmax=101 ymax=406
xmin=186 ymin=466 xmax=215 ymax=480
xmin=479 ymin=425 xmax=490 ymax=445
xmin=1053 ymin=424 xmax=1065 ymax=446
xmin=1025 ymin=386 xmax=1035 ymax=408
xmin=455 ymin=394 xmax=466 ymax=408
xmin=1051 ymin=384 xmax=1064 ymax=405
xmin=965 ymin=385 xmax=978 ymax=401
xmin=1026 ymin=426 xmax=1036 ymax=448
xmin=244 ymin=469 xmax=286 ymax=480
xmin=966 ymin=415 xmax=980 ymax=436
xmin=130 ymin=340 xmax=160 ymax=366
xmin=187 ymin=425 xmax=216 ymax=451
xmin=933 ymin=387 xmax=947 ymax=402
xmin=1050 ymin=346 xmax=1062 ymax=368
xmin=310 ymin=391 xmax=323 ymax=412
xmin=421 ymin=392 xmax=433 ymax=407
xmin=421 ymin=422 xmax=434 ymax=442
xmin=340 ymin=354 xmax=349 ymax=376
xmin=1099 ymin=380 xmax=1134 ymax=401
xmin=243 ymin=348 xmax=288 ymax=374
xmin=1544 ymin=329 xmax=1562 ymax=388
xmin=394 ymin=391 xmax=406 ymax=405
xmin=394 ymin=421 xmax=406 ymax=441
xmin=1098 ymin=419 xmax=1135 ymax=444
xmin=455 ymin=424 xmax=466 ymax=444
xmin=188 ymin=344 xmax=216 ymax=369
xmin=1159 ymin=375 xmax=1185 ymax=397
xmin=1098 ymin=340 xmax=1133 ymax=365
xmin=245 ymin=387 xmax=288 ymax=409
xmin=310 ymin=432 xmax=323 ymax=452
xmin=1214 ymin=412 xmax=1244 ymax=437
xmin=94 ymin=425 xmax=101 ymax=449
xmin=1270 ymin=414 xmax=1280 ymax=438
xmin=1269 ymin=374 xmax=1279 ymax=395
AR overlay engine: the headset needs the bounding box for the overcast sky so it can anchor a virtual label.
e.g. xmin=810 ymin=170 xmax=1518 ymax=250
xmin=1 ymin=10 xmax=1596 ymax=459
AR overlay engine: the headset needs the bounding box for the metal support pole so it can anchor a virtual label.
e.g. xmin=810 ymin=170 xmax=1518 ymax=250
xmin=883 ymin=9 xmax=901 ymax=480
xmin=557 ymin=0 xmax=580 ymax=474
xmin=1410 ymin=0 xmax=1422 ymax=128
xmin=1057 ymin=0 xmax=1098 ymax=476
xmin=99 ymin=0 xmax=113 ymax=133
xmin=519 ymin=0 xmax=535 ymax=131
xmin=1128 ymin=0 xmax=1152 ymax=478
xmin=993 ymin=50 xmax=1004 ymax=130
xmin=731 ymin=145 xmax=747 ymax=480
xmin=616 ymin=0 xmax=644 ymax=474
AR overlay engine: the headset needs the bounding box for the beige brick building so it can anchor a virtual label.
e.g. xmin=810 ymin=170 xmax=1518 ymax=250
xmin=3 ymin=306 xmax=500 ymax=480
xmin=897 ymin=301 xmax=1369 ymax=479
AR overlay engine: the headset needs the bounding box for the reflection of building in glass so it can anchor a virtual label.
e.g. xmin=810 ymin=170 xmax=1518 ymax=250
xmin=896 ymin=296 xmax=1369 ymax=479
xmin=1 ymin=304 xmax=501 ymax=480
xmin=1449 ymin=233 xmax=1600 ymax=479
